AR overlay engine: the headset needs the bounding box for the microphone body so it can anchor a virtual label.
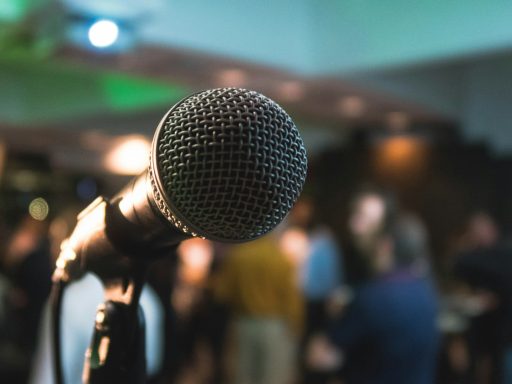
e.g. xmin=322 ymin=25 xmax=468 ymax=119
xmin=56 ymin=87 xmax=308 ymax=281
xmin=51 ymin=88 xmax=307 ymax=384
xmin=62 ymin=172 xmax=188 ymax=280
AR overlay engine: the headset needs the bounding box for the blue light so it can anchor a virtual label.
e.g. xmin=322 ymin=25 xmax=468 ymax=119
xmin=88 ymin=19 xmax=119 ymax=48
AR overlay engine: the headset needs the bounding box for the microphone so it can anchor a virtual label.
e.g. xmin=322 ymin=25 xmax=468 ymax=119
xmin=56 ymin=87 xmax=307 ymax=280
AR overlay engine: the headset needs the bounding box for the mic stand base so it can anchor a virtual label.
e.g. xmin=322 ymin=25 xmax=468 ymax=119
xmin=83 ymin=301 xmax=146 ymax=384
xmin=83 ymin=270 xmax=147 ymax=384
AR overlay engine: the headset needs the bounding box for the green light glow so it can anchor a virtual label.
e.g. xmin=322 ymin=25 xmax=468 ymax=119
xmin=0 ymin=0 xmax=49 ymax=22
xmin=0 ymin=54 xmax=189 ymax=125
xmin=101 ymin=74 xmax=187 ymax=112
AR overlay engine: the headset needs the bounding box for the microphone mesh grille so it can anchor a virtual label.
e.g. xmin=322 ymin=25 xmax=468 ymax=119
xmin=154 ymin=88 xmax=307 ymax=241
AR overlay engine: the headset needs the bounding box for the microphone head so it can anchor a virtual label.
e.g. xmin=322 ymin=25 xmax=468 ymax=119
xmin=149 ymin=88 xmax=307 ymax=242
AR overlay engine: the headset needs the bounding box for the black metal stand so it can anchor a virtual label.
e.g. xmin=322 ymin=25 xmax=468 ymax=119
xmin=83 ymin=265 xmax=149 ymax=384
xmin=83 ymin=300 xmax=146 ymax=384
xmin=51 ymin=194 xmax=185 ymax=384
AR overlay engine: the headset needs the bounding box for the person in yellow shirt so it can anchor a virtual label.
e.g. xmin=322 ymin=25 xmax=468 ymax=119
xmin=213 ymin=233 xmax=303 ymax=384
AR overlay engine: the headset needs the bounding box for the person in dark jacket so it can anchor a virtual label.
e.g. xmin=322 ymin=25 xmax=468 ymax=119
xmin=323 ymin=189 xmax=439 ymax=384
xmin=453 ymin=211 xmax=512 ymax=384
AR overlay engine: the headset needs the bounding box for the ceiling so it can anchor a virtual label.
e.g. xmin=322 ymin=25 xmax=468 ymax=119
xmin=1 ymin=0 xmax=512 ymax=174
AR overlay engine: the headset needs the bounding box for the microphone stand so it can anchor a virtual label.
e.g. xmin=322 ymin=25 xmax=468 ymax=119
xmin=82 ymin=265 xmax=148 ymax=384
xmin=52 ymin=195 xmax=187 ymax=384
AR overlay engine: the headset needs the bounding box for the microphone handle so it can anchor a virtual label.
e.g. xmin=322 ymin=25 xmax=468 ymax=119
xmin=63 ymin=172 xmax=189 ymax=281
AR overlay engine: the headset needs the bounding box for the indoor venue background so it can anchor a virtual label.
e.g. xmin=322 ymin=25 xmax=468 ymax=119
xmin=1 ymin=1 xmax=512 ymax=384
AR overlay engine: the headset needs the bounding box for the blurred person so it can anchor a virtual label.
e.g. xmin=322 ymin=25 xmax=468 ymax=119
xmin=145 ymin=255 xmax=179 ymax=383
xmin=460 ymin=211 xmax=500 ymax=251
xmin=453 ymin=211 xmax=512 ymax=384
xmin=0 ymin=217 xmax=24 ymax=381
xmin=0 ymin=273 xmax=8 ymax=326
xmin=393 ymin=213 xmax=432 ymax=276
xmin=198 ymin=243 xmax=232 ymax=384
xmin=2 ymin=215 xmax=52 ymax=361
xmin=0 ymin=267 xmax=28 ymax=382
xmin=312 ymin=188 xmax=439 ymax=384
xmin=212 ymin=232 xmax=303 ymax=384
xmin=167 ymin=238 xmax=227 ymax=383
xmin=289 ymin=198 xmax=343 ymax=335
xmin=285 ymin=198 xmax=343 ymax=384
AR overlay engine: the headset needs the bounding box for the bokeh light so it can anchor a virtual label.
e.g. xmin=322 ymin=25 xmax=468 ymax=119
xmin=104 ymin=135 xmax=150 ymax=175
xmin=28 ymin=197 xmax=49 ymax=221
xmin=88 ymin=19 xmax=119 ymax=48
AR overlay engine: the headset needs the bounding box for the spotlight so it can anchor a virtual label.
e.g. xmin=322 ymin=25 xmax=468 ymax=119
xmin=88 ymin=19 xmax=119 ymax=48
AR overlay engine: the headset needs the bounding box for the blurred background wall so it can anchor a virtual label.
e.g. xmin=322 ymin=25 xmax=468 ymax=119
xmin=2 ymin=1 xmax=512 ymax=383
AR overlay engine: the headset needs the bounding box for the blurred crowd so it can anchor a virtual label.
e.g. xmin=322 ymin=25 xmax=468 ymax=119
xmin=1 ymin=186 xmax=512 ymax=384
